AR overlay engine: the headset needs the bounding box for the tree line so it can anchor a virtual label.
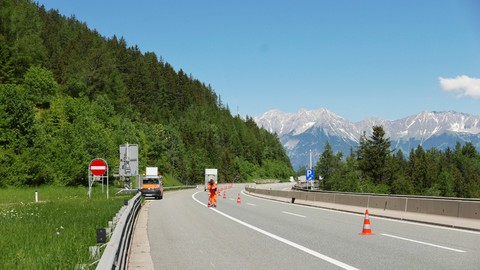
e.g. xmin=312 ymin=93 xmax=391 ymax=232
xmin=0 ymin=0 xmax=294 ymax=187
xmin=312 ymin=125 xmax=480 ymax=198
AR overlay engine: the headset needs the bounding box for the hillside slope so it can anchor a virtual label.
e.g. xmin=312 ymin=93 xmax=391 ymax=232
xmin=0 ymin=0 xmax=294 ymax=186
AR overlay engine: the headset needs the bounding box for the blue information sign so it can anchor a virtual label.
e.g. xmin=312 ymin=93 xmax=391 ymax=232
xmin=306 ymin=169 xmax=315 ymax=181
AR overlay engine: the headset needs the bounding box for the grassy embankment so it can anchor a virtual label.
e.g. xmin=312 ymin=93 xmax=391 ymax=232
xmin=161 ymin=173 xmax=190 ymax=187
xmin=0 ymin=185 xmax=133 ymax=269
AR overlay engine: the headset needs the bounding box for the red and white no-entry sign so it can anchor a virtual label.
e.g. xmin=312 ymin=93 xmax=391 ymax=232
xmin=90 ymin=159 xmax=107 ymax=176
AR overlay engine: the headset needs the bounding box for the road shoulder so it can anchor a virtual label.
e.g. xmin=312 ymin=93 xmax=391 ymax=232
xmin=128 ymin=200 xmax=154 ymax=270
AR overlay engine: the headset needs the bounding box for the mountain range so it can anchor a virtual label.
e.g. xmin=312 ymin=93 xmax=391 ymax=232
xmin=254 ymin=109 xmax=480 ymax=169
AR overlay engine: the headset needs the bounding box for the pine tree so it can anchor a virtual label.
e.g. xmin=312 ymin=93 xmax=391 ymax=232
xmin=358 ymin=125 xmax=392 ymax=186
xmin=316 ymin=140 xmax=341 ymax=190
xmin=0 ymin=37 xmax=15 ymax=84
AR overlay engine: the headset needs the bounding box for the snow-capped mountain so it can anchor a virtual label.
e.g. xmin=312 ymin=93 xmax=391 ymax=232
xmin=254 ymin=109 xmax=480 ymax=169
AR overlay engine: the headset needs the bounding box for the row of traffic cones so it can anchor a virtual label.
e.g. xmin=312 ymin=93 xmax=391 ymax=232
xmin=216 ymin=184 xmax=234 ymax=193
xmin=220 ymin=190 xmax=241 ymax=204
xmin=209 ymin=191 xmax=241 ymax=206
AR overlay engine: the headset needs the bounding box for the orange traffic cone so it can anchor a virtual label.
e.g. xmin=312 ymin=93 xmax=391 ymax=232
xmin=223 ymin=191 xmax=226 ymax=199
xmin=360 ymin=209 xmax=374 ymax=235
xmin=236 ymin=193 xmax=241 ymax=204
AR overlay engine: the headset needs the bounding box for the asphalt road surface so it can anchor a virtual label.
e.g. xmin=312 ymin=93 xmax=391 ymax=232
xmin=142 ymin=184 xmax=480 ymax=270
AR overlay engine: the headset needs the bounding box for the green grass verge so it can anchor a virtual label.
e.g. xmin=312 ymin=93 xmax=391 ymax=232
xmin=161 ymin=173 xmax=186 ymax=187
xmin=0 ymin=186 xmax=133 ymax=269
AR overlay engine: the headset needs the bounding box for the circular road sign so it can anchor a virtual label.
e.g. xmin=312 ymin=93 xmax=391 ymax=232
xmin=90 ymin=159 xmax=107 ymax=176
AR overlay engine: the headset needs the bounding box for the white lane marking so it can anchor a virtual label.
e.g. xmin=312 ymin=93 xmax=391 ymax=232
xmin=282 ymin=211 xmax=306 ymax=218
xmin=381 ymin=233 xmax=466 ymax=253
xmin=247 ymin=203 xmax=256 ymax=206
xmin=241 ymin=190 xmax=480 ymax=235
xmin=192 ymin=191 xmax=358 ymax=270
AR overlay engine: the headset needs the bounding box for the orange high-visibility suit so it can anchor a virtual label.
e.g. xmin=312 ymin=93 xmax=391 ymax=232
xmin=207 ymin=180 xmax=217 ymax=207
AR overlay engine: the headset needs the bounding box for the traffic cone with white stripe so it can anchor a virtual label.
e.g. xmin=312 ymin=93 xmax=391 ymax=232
xmin=360 ymin=209 xmax=374 ymax=235
xmin=236 ymin=193 xmax=241 ymax=204
xmin=223 ymin=191 xmax=226 ymax=199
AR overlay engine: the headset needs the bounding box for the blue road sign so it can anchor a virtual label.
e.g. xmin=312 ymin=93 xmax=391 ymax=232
xmin=306 ymin=169 xmax=315 ymax=181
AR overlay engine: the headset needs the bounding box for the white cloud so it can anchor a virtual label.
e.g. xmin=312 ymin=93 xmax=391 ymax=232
xmin=439 ymin=75 xmax=480 ymax=99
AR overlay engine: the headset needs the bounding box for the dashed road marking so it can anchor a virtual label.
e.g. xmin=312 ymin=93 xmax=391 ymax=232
xmin=282 ymin=211 xmax=306 ymax=218
xmin=381 ymin=233 xmax=466 ymax=253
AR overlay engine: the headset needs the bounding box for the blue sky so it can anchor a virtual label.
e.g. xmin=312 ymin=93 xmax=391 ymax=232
xmin=37 ymin=0 xmax=480 ymax=121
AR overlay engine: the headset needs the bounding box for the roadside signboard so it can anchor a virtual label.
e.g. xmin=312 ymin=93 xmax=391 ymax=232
xmin=90 ymin=159 xmax=107 ymax=176
xmin=306 ymin=169 xmax=315 ymax=181
xmin=119 ymin=143 xmax=138 ymax=177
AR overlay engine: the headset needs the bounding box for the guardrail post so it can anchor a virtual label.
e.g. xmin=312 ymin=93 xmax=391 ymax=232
xmin=106 ymin=227 xmax=112 ymax=239
xmin=89 ymin=246 xmax=101 ymax=260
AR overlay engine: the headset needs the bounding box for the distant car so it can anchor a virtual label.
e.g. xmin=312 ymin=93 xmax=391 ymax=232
xmin=140 ymin=176 xmax=163 ymax=200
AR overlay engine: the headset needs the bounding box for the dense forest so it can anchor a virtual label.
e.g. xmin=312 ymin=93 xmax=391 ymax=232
xmin=0 ymin=0 xmax=294 ymax=187
xmin=310 ymin=125 xmax=480 ymax=198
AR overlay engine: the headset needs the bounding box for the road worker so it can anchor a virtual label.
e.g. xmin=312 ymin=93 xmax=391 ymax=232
xmin=207 ymin=179 xmax=217 ymax=207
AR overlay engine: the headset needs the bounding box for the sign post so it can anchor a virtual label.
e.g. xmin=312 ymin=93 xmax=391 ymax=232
xmin=306 ymin=169 xmax=315 ymax=190
xmin=307 ymin=149 xmax=314 ymax=190
xmin=88 ymin=158 xmax=109 ymax=199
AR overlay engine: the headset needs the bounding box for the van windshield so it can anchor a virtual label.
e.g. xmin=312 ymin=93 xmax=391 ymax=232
xmin=143 ymin=178 xmax=159 ymax=184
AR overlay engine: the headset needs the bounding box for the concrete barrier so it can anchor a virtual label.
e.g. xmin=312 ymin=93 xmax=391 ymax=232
xmin=406 ymin=198 xmax=459 ymax=217
xmin=368 ymin=196 xmax=406 ymax=212
xmin=245 ymin=187 xmax=480 ymax=231
xmin=313 ymin=193 xmax=335 ymax=204
xmin=335 ymin=194 xmax=369 ymax=208
xmin=459 ymin=201 xmax=480 ymax=219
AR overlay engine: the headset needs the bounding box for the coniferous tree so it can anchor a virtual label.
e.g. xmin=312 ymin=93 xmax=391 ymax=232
xmin=316 ymin=140 xmax=342 ymax=190
xmin=0 ymin=37 xmax=15 ymax=84
xmin=358 ymin=125 xmax=392 ymax=186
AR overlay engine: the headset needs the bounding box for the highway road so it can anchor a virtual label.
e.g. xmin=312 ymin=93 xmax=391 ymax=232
xmin=140 ymin=184 xmax=480 ymax=269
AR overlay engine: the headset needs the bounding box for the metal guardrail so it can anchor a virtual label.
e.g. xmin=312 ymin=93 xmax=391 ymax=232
xmin=96 ymin=192 xmax=142 ymax=270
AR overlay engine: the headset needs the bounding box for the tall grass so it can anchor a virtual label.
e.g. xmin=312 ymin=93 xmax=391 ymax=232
xmin=0 ymin=186 xmax=133 ymax=269
xmin=161 ymin=173 xmax=185 ymax=187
